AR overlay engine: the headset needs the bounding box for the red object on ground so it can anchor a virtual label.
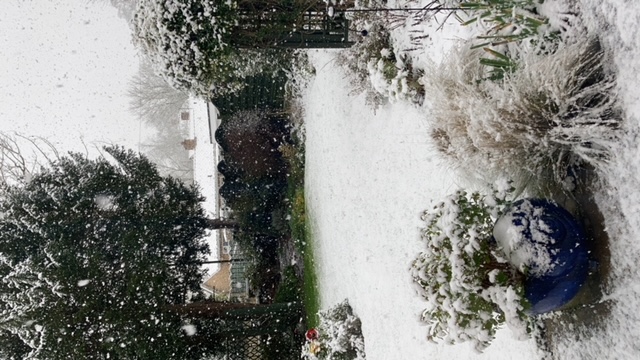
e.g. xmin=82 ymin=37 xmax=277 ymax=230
xmin=305 ymin=328 xmax=319 ymax=341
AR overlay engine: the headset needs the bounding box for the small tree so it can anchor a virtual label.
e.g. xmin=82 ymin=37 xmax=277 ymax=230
xmin=130 ymin=0 xmax=328 ymax=96
xmin=410 ymin=186 xmax=531 ymax=351
xmin=0 ymin=146 xmax=238 ymax=359
xmin=128 ymin=60 xmax=189 ymax=128
xmin=132 ymin=0 xmax=291 ymax=96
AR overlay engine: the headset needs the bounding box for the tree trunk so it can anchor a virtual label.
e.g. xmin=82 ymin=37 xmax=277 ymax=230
xmin=205 ymin=218 xmax=239 ymax=229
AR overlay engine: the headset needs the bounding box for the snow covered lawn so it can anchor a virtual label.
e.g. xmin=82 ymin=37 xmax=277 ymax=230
xmin=304 ymin=50 xmax=542 ymax=359
xmin=303 ymin=1 xmax=640 ymax=359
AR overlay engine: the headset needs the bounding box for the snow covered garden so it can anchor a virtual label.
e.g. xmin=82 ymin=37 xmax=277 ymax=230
xmin=123 ymin=0 xmax=640 ymax=358
xmin=2 ymin=0 xmax=639 ymax=359
xmin=303 ymin=0 xmax=640 ymax=359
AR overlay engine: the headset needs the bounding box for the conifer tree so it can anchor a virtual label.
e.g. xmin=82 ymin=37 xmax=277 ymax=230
xmin=0 ymin=146 xmax=236 ymax=359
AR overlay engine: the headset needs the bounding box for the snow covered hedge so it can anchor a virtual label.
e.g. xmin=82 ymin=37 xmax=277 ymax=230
xmin=411 ymin=185 xmax=531 ymax=351
xmin=303 ymin=300 xmax=366 ymax=360
xmin=131 ymin=0 xmax=282 ymax=96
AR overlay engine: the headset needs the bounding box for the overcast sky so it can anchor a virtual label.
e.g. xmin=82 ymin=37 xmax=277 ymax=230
xmin=0 ymin=0 xmax=145 ymax=156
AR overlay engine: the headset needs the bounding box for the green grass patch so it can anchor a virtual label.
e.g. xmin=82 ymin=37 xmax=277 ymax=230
xmin=300 ymin=214 xmax=320 ymax=328
xmin=282 ymin=141 xmax=321 ymax=328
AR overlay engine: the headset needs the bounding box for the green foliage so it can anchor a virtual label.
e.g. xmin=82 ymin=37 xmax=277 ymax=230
xmin=132 ymin=0 xmax=297 ymax=96
xmin=274 ymin=266 xmax=302 ymax=303
xmin=478 ymin=47 xmax=518 ymax=81
xmin=460 ymin=0 xmax=548 ymax=47
xmin=411 ymin=187 xmax=530 ymax=351
xmin=455 ymin=0 xmax=557 ymax=80
xmin=0 ymin=146 xmax=213 ymax=359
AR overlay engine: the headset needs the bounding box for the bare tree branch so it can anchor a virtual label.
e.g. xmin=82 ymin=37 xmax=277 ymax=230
xmin=128 ymin=60 xmax=190 ymax=128
xmin=0 ymin=133 xmax=59 ymax=189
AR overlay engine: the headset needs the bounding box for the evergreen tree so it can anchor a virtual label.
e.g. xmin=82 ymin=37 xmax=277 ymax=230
xmin=131 ymin=0 xmax=303 ymax=95
xmin=0 ymin=146 xmax=234 ymax=359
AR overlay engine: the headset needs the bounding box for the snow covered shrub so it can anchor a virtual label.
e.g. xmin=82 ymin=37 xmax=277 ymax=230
xmin=132 ymin=0 xmax=238 ymax=95
xmin=336 ymin=8 xmax=423 ymax=106
xmin=303 ymin=300 xmax=366 ymax=360
xmin=411 ymin=186 xmax=531 ymax=351
xmin=424 ymin=37 xmax=620 ymax=193
xmin=132 ymin=0 xmax=291 ymax=96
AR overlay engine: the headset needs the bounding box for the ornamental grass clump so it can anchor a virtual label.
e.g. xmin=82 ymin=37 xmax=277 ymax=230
xmin=411 ymin=187 xmax=531 ymax=351
xmin=424 ymin=37 xmax=620 ymax=193
xmin=450 ymin=0 xmax=557 ymax=80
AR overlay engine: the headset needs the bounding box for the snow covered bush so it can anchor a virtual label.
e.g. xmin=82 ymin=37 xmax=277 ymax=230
xmin=411 ymin=186 xmax=531 ymax=351
xmin=423 ymin=37 xmax=620 ymax=193
xmin=336 ymin=5 xmax=423 ymax=106
xmin=131 ymin=0 xmax=290 ymax=96
xmin=132 ymin=0 xmax=238 ymax=95
xmin=303 ymin=300 xmax=366 ymax=360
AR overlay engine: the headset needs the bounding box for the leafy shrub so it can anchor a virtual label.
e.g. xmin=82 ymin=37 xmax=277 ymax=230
xmin=423 ymin=37 xmax=620 ymax=193
xmin=336 ymin=7 xmax=423 ymax=105
xmin=132 ymin=0 xmax=299 ymax=96
xmin=411 ymin=186 xmax=531 ymax=351
xmin=303 ymin=300 xmax=365 ymax=360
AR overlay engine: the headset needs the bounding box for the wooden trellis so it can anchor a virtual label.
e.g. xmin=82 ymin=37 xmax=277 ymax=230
xmin=234 ymin=1 xmax=355 ymax=49
xmin=277 ymin=10 xmax=353 ymax=48
xmin=214 ymin=302 xmax=304 ymax=360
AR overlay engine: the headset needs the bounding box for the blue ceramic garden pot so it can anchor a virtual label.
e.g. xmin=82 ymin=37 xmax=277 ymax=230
xmin=493 ymin=199 xmax=589 ymax=315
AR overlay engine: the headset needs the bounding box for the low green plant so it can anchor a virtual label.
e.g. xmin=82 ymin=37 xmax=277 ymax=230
xmin=274 ymin=266 xmax=303 ymax=303
xmin=411 ymin=187 xmax=531 ymax=351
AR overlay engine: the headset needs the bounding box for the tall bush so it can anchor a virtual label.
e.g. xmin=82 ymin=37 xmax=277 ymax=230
xmin=423 ymin=38 xmax=620 ymax=192
xmin=132 ymin=0 xmax=291 ymax=96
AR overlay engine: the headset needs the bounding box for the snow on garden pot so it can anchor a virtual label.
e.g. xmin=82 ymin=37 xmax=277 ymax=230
xmin=493 ymin=199 xmax=590 ymax=315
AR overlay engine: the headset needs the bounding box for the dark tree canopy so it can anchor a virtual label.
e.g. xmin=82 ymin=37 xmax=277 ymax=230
xmin=131 ymin=0 xmax=314 ymax=95
xmin=0 ymin=147 xmax=213 ymax=359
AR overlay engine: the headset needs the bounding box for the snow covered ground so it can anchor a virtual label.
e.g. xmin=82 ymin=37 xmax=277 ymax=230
xmin=303 ymin=1 xmax=640 ymax=359
xmin=304 ymin=50 xmax=543 ymax=360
